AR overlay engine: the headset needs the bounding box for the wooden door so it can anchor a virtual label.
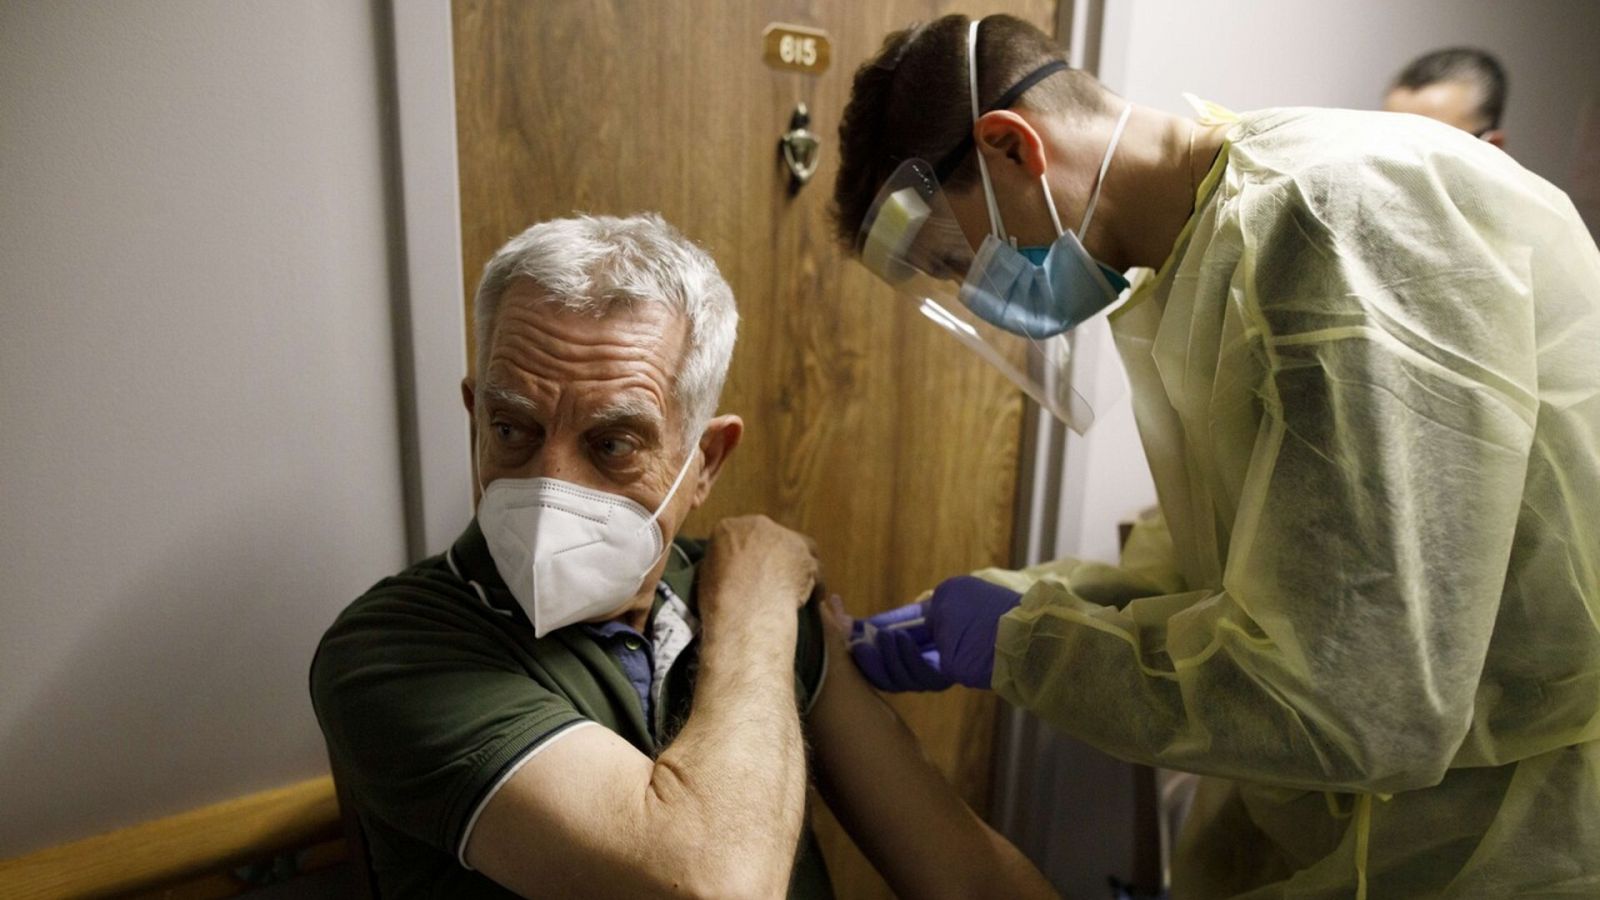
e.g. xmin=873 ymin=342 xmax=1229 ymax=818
xmin=452 ymin=1 xmax=1053 ymax=896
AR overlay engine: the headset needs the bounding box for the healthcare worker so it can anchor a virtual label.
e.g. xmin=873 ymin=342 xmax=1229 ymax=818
xmin=833 ymin=13 xmax=1600 ymax=899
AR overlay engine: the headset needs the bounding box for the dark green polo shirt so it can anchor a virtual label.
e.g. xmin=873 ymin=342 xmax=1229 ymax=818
xmin=310 ymin=520 xmax=832 ymax=899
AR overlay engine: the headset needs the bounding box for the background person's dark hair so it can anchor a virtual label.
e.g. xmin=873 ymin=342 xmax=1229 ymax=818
xmin=831 ymin=14 xmax=1106 ymax=247
xmin=1392 ymin=47 xmax=1508 ymax=132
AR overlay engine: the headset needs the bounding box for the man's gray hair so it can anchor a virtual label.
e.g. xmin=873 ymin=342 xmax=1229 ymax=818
xmin=472 ymin=213 xmax=739 ymax=441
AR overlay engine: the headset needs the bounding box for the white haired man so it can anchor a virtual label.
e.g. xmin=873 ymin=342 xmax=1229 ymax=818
xmin=311 ymin=213 xmax=1057 ymax=899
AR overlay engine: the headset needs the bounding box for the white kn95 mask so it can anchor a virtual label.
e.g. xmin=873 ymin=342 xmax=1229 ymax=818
xmin=478 ymin=446 xmax=698 ymax=637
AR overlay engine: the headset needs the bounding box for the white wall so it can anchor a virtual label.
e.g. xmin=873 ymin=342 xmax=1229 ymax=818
xmin=0 ymin=1 xmax=411 ymax=857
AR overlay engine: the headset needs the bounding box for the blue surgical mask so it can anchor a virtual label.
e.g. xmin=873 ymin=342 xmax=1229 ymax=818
xmin=1017 ymin=244 xmax=1129 ymax=293
xmin=963 ymin=223 xmax=1130 ymax=339
xmin=957 ymin=24 xmax=1133 ymax=340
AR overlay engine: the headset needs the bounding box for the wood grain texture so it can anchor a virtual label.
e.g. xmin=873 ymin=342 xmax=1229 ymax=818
xmin=0 ymin=777 xmax=340 ymax=900
xmin=451 ymin=2 xmax=1052 ymax=896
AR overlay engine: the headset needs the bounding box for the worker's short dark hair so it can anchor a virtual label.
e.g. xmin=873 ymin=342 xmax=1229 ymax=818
xmin=831 ymin=14 xmax=1106 ymax=248
xmin=1392 ymin=47 xmax=1508 ymax=131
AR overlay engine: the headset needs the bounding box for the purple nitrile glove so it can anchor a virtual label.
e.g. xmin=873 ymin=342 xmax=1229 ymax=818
xmin=848 ymin=600 xmax=953 ymax=692
xmin=847 ymin=576 xmax=1022 ymax=692
xmin=926 ymin=575 xmax=1022 ymax=689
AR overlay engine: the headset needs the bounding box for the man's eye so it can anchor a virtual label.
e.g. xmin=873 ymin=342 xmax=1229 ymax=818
xmin=594 ymin=435 xmax=637 ymax=460
xmin=492 ymin=421 xmax=525 ymax=443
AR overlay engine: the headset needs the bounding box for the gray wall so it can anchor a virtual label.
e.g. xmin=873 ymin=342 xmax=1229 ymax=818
xmin=1102 ymin=0 xmax=1600 ymax=194
xmin=0 ymin=1 xmax=410 ymax=857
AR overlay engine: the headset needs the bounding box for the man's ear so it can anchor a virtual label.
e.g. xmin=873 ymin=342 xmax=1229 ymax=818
xmin=1482 ymin=129 xmax=1506 ymax=149
xmin=690 ymin=414 xmax=743 ymax=508
xmin=974 ymin=110 xmax=1049 ymax=177
xmin=461 ymin=376 xmax=477 ymax=419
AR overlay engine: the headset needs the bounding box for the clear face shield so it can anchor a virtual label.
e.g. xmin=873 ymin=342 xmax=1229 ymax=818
xmin=856 ymin=157 xmax=1115 ymax=433
xmin=854 ymin=19 xmax=1127 ymax=434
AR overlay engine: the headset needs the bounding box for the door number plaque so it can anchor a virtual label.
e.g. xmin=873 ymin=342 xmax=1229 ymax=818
xmin=762 ymin=23 xmax=831 ymax=75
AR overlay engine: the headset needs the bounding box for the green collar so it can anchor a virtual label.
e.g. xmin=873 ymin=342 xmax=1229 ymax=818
xmin=658 ymin=538 xmax=704 ymax=611
xmin=450 ymin=518 xmax=505 ymax=589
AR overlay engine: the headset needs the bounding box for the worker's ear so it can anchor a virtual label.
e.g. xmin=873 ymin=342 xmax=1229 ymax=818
xmin=690 ymin=414 xmax=743 ymax=508
xmin=1481 ymin=128 xmax=1506 ymax=149
xmin=974 ymin=110 xmax=1049 ymax=177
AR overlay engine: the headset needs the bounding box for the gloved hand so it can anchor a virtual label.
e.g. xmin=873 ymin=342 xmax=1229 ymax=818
xmin=847 ymin=575 xmax=1022 ymax=692
xmin=847 ymin=600 xmax=951 ymax=691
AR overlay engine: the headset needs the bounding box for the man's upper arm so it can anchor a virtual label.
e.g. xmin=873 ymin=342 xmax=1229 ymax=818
xmin=463 ymin=724 xmax=688 ymax=898
xmin=310 ymin=587 xmax=588 ymax=855
xmin=807 ymin=624 xmax=1057 ymax=900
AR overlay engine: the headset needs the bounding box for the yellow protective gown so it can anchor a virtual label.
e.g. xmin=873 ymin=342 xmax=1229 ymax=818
xmin=985 ymin=107 xmax=1600 ymax=899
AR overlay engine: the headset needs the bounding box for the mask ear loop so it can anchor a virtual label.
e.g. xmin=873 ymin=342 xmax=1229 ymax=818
xmin=1041 ymin=173 xmax=1066 ymax=238
xmin=633 ymin=437 xmax=703 ymax=587
xmin=640 ymin=437 xmax=702 ymax=531
xmin=1077 ymin=103 xmax=1132 ymax=239
xmin=968 ymin=18 xmax=1009 ymax=244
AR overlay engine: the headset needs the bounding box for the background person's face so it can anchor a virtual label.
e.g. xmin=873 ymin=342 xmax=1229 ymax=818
xmin=1384 ymin=80 xmax=1489 ymax=134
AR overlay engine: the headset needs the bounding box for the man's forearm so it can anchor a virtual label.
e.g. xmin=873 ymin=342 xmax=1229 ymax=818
xmin=461 ymin=611 xmax=809 ymax=900
xmin=646 ymin=608 xmax=805 ymax=896
xmin=463 ymin=515 xmax=818 ymax=900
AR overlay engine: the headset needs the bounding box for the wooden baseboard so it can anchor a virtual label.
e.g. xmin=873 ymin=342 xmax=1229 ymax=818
xmin=0 ymin=776 xmax=343 ymax=900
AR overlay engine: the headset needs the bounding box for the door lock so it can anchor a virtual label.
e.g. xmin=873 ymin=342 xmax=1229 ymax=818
xmin=780 ymin=103 xmax=820 ymax=189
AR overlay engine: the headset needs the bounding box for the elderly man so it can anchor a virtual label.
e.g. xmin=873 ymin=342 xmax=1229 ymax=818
xmin=311 ymin=213 xmax=1056 ymax=899
xmin=1383 ymin=46 xmax=1508 ymax=146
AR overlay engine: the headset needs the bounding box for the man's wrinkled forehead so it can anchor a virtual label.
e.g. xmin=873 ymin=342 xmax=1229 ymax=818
xmin=480 ymin=373 xmax=669 ymax=438
xmin=483 ymin=286 xmax=686 ymax=428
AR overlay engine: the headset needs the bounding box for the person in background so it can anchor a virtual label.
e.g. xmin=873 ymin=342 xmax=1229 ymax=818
xmin=1383 ymin=46 xmax=1508 ymax=147
xmin=311 ymin=213 xmax=1057 ymax=899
